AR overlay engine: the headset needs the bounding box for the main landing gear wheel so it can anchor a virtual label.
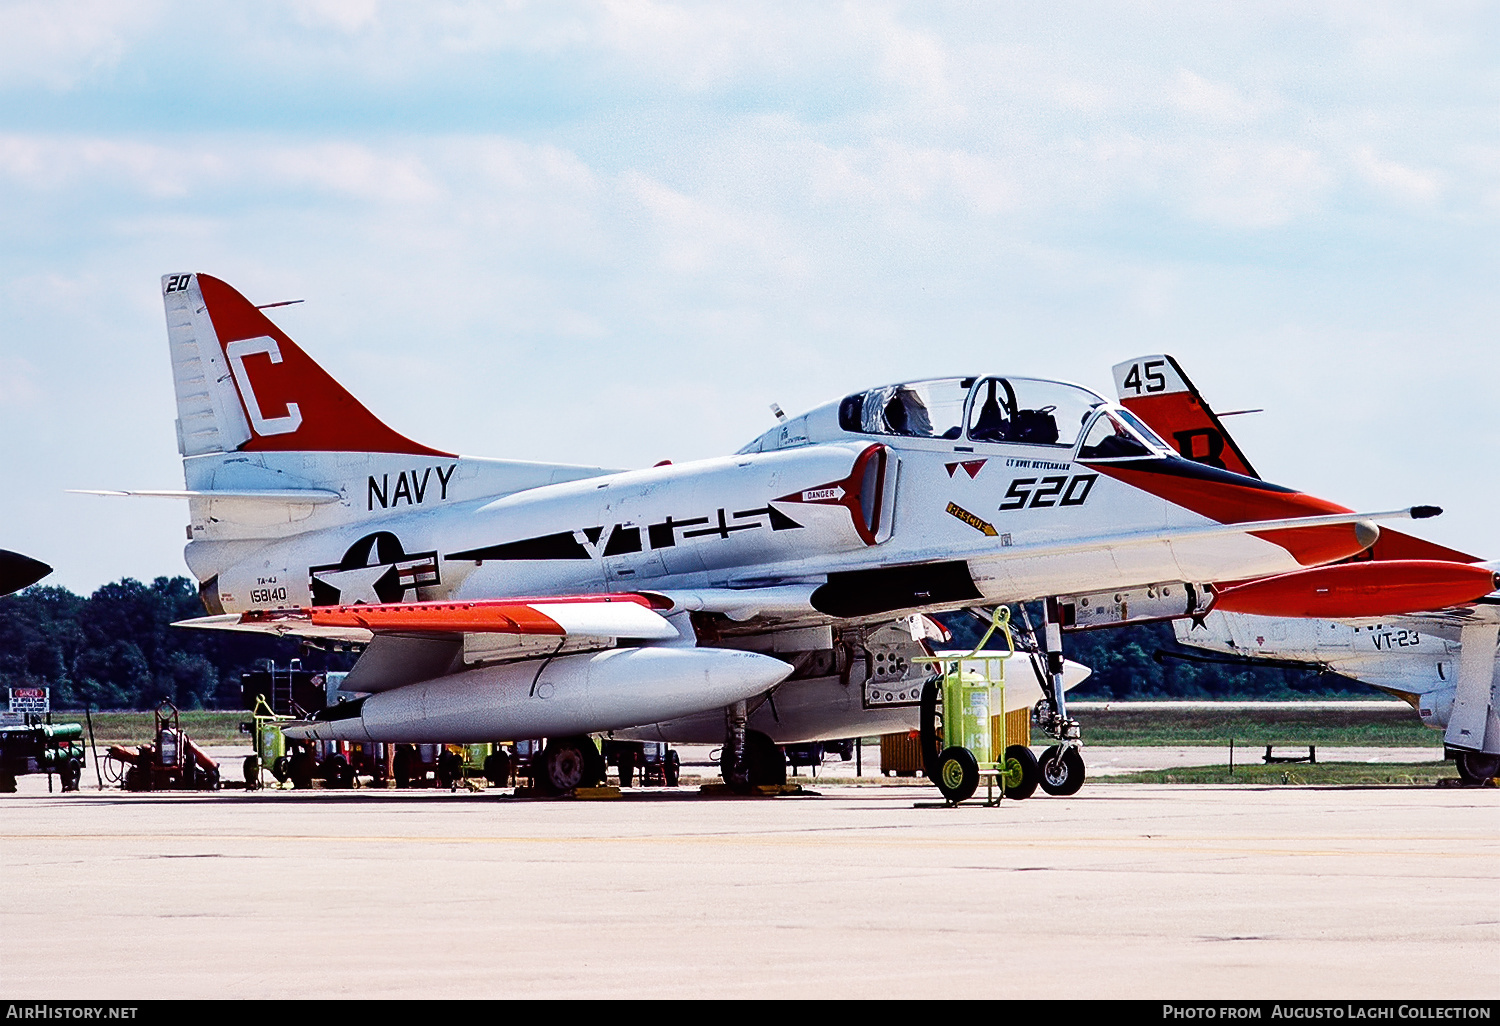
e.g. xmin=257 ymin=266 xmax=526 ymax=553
xmin=536 ymin=736 xmax=604 ymax=796
xmin=919 ymin=676 xmax=942 ymax=779
xmin=935 ymin=746 xmax=979 ymax=804
xmin=720 ymin=730 xmax=786 ymax=792
xmin=999 ymin=745 xmax=1039 ymax=800
xmin=1454 ymin=751 xmax=1500 ymax=785
xmin=1037 ymin=745 xmax=1085 ymax=796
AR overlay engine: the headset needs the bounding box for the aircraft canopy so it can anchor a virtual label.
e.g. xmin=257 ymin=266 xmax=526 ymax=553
xmin=838 ymin=376 xmax=1107 ymax=448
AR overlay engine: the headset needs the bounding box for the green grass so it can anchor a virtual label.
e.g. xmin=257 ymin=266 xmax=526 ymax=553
xmin=1075 ymin=704 xmax=1439 ymax=748
xmin=1100 ymin=761 xmax=1459 ymax=786
xmin=53 ymin=710 xmax=248 ymax=746
xmin=46 ymin=705 xmax=1440 ymax=751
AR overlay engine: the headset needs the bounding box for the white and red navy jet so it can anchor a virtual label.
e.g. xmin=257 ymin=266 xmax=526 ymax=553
xmin=1110 ymin=355 xmax=1500 ymax=785
xmin=84 ymin=274 xmax=1482 ymax=793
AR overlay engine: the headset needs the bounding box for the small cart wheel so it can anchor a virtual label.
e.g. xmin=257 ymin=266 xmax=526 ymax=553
xmin=1038 ymin=745 xmax=1085 ymax=796
xmin=935 ymin=746 xmax=979 ymax=804
xmin=664 ymin=749 xmax=681 ymax=787
xmin=243 ymin=754 xmax=260 ymax=788
xmin=60 ymin=757 xmax=82 ymax=792
xmin=1000 ymin=745 xmax=1039 ymax=800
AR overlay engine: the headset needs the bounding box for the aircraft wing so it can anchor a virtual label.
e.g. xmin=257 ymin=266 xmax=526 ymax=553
xmin=176 ymin=593 xmax=679 ymax=645
xmin=178 ymin=594 xmax=683 ymax=694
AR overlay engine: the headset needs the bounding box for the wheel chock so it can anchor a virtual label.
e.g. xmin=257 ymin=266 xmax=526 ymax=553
xmin=696 ymin=783 xmax=814 ymax=797
xmin=509 ymin=785 xmax=622 ymax=800
xmin=1436 ymin=776 xmax=1498 ymax=788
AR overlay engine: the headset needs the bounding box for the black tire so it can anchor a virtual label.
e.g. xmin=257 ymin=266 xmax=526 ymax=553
xmin=289 ymin=751 xmax=315 ymax=790
xmin=60 ymin=758 xmax=82 ymax=792
xmin=664 ymin=750 xmax=681 ymax=787
xmin=719 ymin=730 xmax=784 ymax=790
xmin=1455 ymin=751 xmax=1500 ymax=784
xmin=581 ymin=738 xmax=606 ymax=787
xmin=203 ymin=765 xmax=220 ymax=791
xmin=751 ymin=731 xmax=787 ymax=787
xmin=919 ymin=675 xmax=942 ymax=779
xmin=483 ymin=751 xmax=511 ymax=787
xmin=323 ymin=755 xmax=352 ymax=788
xmin=0 ymin=771 xmax=15 ymax=793
xmin=617 ymin=749 xmax=635 ymax=788
xmin=1038 ymin=745 xmax=1085 ymax=796
xmin=934 ymin=746 xmax=979 ymax=804
xmin=536 ymin=737 xmax=592 ymax=796
xmin=270 ymin=755 xmax=290 ymax=783
xmin=243 ymin=754 xmax=260 ymax=788
xmin=1000 ymin=745 xmax=1039 ymax=800
xmin=436 ymin=751 xmax=462 ymax=789
xmin=393 ymin=747 xmax=412 ymax=788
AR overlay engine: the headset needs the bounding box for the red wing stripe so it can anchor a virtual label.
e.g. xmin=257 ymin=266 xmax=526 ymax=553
xmin=308 ymin=603 xmax=565 ymax=635
xmin=241 ymin=592 xmax=667 ymax=636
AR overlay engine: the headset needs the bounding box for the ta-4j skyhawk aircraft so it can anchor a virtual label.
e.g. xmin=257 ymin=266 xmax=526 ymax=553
xmin=84 ymin=273 xmax=1495 ymax=795
xmin=1105 ymin=354 xmax=1500 ymax=785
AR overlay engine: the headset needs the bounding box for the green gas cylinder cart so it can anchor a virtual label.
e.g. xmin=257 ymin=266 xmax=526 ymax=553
xmin=242 ymin=694 xmax=290 ymax=789
xmin=917 ymin=607 xmax=1040 ymax=805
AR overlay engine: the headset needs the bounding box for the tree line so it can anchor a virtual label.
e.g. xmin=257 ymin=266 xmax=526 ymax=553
xmin=0 ymin=577 xmax=1363 ymax=712
xmin=0 ymin=577 xmax=349 ymax=712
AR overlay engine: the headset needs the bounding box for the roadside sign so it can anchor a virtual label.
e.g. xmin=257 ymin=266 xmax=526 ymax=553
xmin=9 ymin=687 xmax=49 ymax=715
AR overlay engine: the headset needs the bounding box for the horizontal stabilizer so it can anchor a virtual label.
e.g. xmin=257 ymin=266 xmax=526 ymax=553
xmin=71 ymin=488 xmax=341 ymax=504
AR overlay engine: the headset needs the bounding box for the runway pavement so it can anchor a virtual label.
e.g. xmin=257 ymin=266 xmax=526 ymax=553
xmin=2 ymin=775 xmax=1495 ymax=999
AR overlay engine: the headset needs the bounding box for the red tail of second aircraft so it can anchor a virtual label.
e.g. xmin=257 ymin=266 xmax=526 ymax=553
xmin=1112 ymin=354 xmax=1480 ymax=564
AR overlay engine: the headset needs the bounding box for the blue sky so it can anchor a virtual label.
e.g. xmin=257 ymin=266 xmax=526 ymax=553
xmin=3 ymin=1 xmax=1499 ymax=591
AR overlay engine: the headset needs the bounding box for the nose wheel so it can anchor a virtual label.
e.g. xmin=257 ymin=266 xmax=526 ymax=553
xmin=1037 ymin=744 xmax=1085 ymax=796
xmin=1013 ymin=601 xmax=1088 ymax=797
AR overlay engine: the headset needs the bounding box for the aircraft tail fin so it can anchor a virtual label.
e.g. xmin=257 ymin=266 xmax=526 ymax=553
xmin=1114 ymin=354 xmax=1482 ymax=564
xmin=162 ymin=273 xmax=452 ymax=458
xmin=1111 ymin=355 xmax=1259 ymax=478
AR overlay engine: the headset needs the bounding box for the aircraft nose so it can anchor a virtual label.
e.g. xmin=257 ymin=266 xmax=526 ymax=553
xmin=0 ymin=550 xmax=52 ymax=596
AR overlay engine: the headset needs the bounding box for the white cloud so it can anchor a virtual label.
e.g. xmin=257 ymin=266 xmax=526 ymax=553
xmin=1171 ymin=69 xmax=1265 ymax=125
xmin=1351 ymin=145 xmax=1441 ymax=206
xmin=0 ymin=0 xmax=160 ymax=90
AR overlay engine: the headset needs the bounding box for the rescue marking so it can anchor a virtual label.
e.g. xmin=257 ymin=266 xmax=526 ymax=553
xmin=945 ymin=502 xmax=998 ymax=537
